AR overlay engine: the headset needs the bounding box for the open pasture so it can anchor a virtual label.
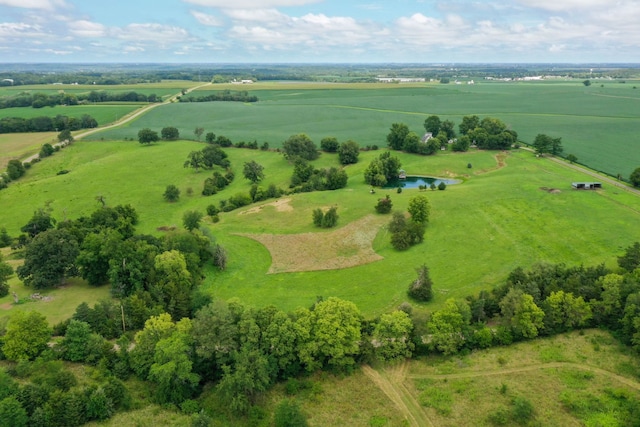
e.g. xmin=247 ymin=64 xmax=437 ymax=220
xmin=1 ymin=140 xmax=639 ymax=317
xmin=88 ymin=81 xmax=640 ymax=178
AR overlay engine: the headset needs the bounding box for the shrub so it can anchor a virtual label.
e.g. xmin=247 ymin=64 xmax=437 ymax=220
xmin=438 ymin=181 xmax=447 ymax=190
xmin=206 ymin=204 xmax=219 ymax=216
xmin=274 ymin=399 xmax=308 ymax=427
xmin=408 ymin=264 xmax=433 ymax=301
xmin=375 ymin=195 xmax=393 ymax=214
xmin=320 ymin=137 xmax=339 ymax=152
xmin=163 ymin=185 xmax=180 ymax=202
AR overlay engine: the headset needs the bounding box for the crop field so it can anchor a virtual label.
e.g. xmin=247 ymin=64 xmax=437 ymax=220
xmin=0 ymin=131 xmax=57 ymax=168
xmin=1 ymin=139 xmax=639 ymax=318
xmin=88 ymin=81 xmax=640 ymax=178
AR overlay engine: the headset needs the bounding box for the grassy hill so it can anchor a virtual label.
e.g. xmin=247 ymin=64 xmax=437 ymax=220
xmin=1 ymin=140 xmax=639 ymax=319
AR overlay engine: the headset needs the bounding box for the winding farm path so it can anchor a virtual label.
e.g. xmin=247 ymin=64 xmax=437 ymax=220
xmin=363 ymin=360 xmax=640 ymax=427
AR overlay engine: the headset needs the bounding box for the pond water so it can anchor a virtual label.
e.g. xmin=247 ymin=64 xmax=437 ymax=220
xmin=383 ymin=176 xmax=460 ymax=189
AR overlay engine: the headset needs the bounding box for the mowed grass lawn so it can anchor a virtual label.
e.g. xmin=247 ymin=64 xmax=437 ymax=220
xmin=1 ymin=140 xmax=639 ymax=318
xmin=88 ymin=81 xmax=640 ymax=178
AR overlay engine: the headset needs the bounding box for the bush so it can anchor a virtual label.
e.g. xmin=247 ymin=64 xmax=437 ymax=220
xmin=206 ymin=204 xmax=219 ymax=216
xmin=274 ymin=399 xmax=308 ymax=427
xmin=320 ymin=137 xmax=339 ymax=152
xmin=375 ymin=195 xmax=393 ymax=214
xmin=438 ymin=181 xmax=447 ymax=190
xmin=312 ymin=207 xmax=339 ymax=228
xmin=408 ymin=265 xmax=433 ymax=301
xmin=163 ymin=185 xmax=180 ymax=202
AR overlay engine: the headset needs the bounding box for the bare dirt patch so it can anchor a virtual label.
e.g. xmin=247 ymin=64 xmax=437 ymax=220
xmin=239 ymin=198 xmax=294 ymax=215
xmin=238 ymin=214 xmax=387 ymax=273
xmin=540 ymin=187 xmax=562 ymax=194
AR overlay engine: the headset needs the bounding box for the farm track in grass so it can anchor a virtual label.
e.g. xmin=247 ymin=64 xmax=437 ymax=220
xmin=363 ymin=363 xmax=434 ymax=427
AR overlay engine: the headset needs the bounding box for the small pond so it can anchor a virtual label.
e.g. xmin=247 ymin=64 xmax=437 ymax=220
xmin=383 ymin=176 xmax=461 ymax=189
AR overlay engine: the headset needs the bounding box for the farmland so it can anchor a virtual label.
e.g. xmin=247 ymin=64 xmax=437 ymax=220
xmin=1 ymin=140 xmax=639 ymax=317
xmin=2 ymin=75 xmax=640 ymax=426
xmin=88 ymin=81 xmax=640 ymax=179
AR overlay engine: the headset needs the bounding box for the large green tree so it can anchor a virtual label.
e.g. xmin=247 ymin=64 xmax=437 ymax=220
xmin=424 ymin=115 xmax=441 ymax=135
xmin=138 ymin=128 xmax=159 ymax=144
xmin=500 ymin=289 xmax=545 ymax=339
xmin=1 ymin=311 xmax=51 ymax=361
xmin=372 ymin=310 xmax=414 ymax=361
xmin=542 ymin=290 xmax=591 ymax=333
xmin=6 ymin=159 xmax=26 ymax=181
xmin=242 ymin=160 xmax=265 ymax=183
xmin=408 ymin=195 xmax=431 ymax=224
xmin=160 ymin=126 xmax=180 ymax=140
xmin=387 ymin=123 xmax=410 ymax=150
xmin=459 ymin=115 xmax=480 ymax=135
xmin=337 ymin=140 xmax=360 ymax=165
xmin=0 ymin=254 xmax=12 ymax=298
xmin=618 ymin=242 xmax=640 ymax=272
xmin=152 ymin=250 xmax=193 ymax=320
xmin=427 ymin=298 xmax=471 ymax=355
xmin=17 ymin=228 xmax=79 ymax=289
xmin=148 ymin=318 xmax=200 ymax=405
xmin=282 ymin=133 xmax=318 ymax=161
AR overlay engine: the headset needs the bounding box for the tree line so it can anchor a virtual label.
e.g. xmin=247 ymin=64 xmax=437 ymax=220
xmin=0 ymin=91 xmax=160 ymax=110
xmin=0 ymin=114 xmax=98 ymax=133
xmin=179 ymin=90 xmax=258 ymax=103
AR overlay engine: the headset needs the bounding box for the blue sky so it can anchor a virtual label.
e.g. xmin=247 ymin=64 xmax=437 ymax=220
xmin=0 ymin=0 xmax=638 ymax=63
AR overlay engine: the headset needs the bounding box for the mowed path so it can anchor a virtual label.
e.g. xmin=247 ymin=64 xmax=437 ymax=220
xmin=363 ymin=360 xmax=640 ymax=427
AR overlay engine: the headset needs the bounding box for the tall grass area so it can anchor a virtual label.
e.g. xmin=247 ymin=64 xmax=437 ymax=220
xmin=89 ymin=81 xmax=640 ymax=178
xmin=0 ymin=132 xmax=57 ymax=168
xmin=1 ymin=140 xmax=639 ymax=318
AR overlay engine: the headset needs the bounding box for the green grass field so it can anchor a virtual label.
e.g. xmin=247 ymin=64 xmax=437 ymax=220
xmin=0 ymin=104 xmax=144 ymax=126
xmin=1 ymin=140 xmax=639 ymax=318
xmin=87 ymin=81 xmax=640 ymax=178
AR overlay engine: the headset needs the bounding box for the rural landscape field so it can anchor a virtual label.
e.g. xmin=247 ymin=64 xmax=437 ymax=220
xmin=1 ymin=64 xmax=640 ymax=426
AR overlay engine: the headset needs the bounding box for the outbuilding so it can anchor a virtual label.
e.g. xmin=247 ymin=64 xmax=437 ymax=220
xmin=572 ymin=182 xmax=602 ymax=190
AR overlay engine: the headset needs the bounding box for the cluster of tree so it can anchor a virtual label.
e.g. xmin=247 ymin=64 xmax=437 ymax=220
xmin=458 ymin=115 xmax=518 ymax=150
xmin=0 ymin=91 xmax=160 ymax=110
xmin=364 ymin=151 xmax=402 ymax=187
xmin=218 ymin=184 xmax=284 ymax=213
xmin=319 ymin=137 xmax=360 ymax=165
xmin=0 ymin=352 xmax=131 ymax=427
xmin=424 ymin=242 xmax=640 ymax=356
xmin=11 ymin=205 xmax=226 ymax=320
xmin=179 ymin=90 xmax=258 ymax=103
xmin=532 ymin=133 xmax=563 ymax=156
xmin=388 ymin=195 xmax=430 ymax=250
xmin=290 ymin=158 xmax=348 ymax=192
xmin=312 ymin=206 xmax=339 ymax=228
xmin=138 ymin=127 xmax=181 ymax=144
xmin=282 ymin=134 xmax=319 ymax=161
xmin=185 ymin=144 xmax=232 ymax=173
xmin=0 ymin=114 xmax=98 ymax=133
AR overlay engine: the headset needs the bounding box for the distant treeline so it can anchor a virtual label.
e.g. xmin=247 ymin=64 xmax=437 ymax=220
xmin=0 ymin=91 xmax=161 ymax=109
xmin=0 ymin=114 xmax=98 ymax=133
xmin=179 ymin=90 xmax=258 ymax=103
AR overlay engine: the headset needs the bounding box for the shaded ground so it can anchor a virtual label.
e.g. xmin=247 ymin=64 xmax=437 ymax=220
xmin=238 ymin=214 xmax=387 ymax=273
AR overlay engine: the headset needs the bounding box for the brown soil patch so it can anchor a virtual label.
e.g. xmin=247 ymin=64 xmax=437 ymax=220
xmin=540 ymin=187 xmax=562 ymax=194
xmin=239 ymin=198 xmax=293 ymax=215
xmin=239 ymin=214 xmax=387 ymax=273
xmin=1 ymin=303 xmax=12 ymax=310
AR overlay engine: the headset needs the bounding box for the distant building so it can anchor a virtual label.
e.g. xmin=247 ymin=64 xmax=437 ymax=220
xmin=572 ymin=182 xmax=602 ymax=190
xmin=421 ymin=132 xmax=433 ymax=143
xmin=377 ymin=77 xmax=426 ymax=83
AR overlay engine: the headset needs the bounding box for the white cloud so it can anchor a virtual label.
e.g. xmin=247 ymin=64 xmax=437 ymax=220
xmin=113 ymin=23 xmax=190 ymax=43
xmin=123 ymin=46 xmax=144 ymax=53
xmin=223 ymin=8 xmax=289 ymax=23
xmin=191 ymin=10 xmax=223 ymax=26
xmin=0 ymin=22 xmax=45 ymax=38
xmin=69 ymin=20 xmax=106 ymax=37
xmin=0 ymin=0 xmax=66 ymax=10
xmin=516 ymin=0 xmax=612 ymax=12
xmin=183 ymin=0 xmax=321 ymax=9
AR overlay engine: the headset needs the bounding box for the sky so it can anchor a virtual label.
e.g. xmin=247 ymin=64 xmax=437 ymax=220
xmin=0 ymin=0 xmax=638 ymax=63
